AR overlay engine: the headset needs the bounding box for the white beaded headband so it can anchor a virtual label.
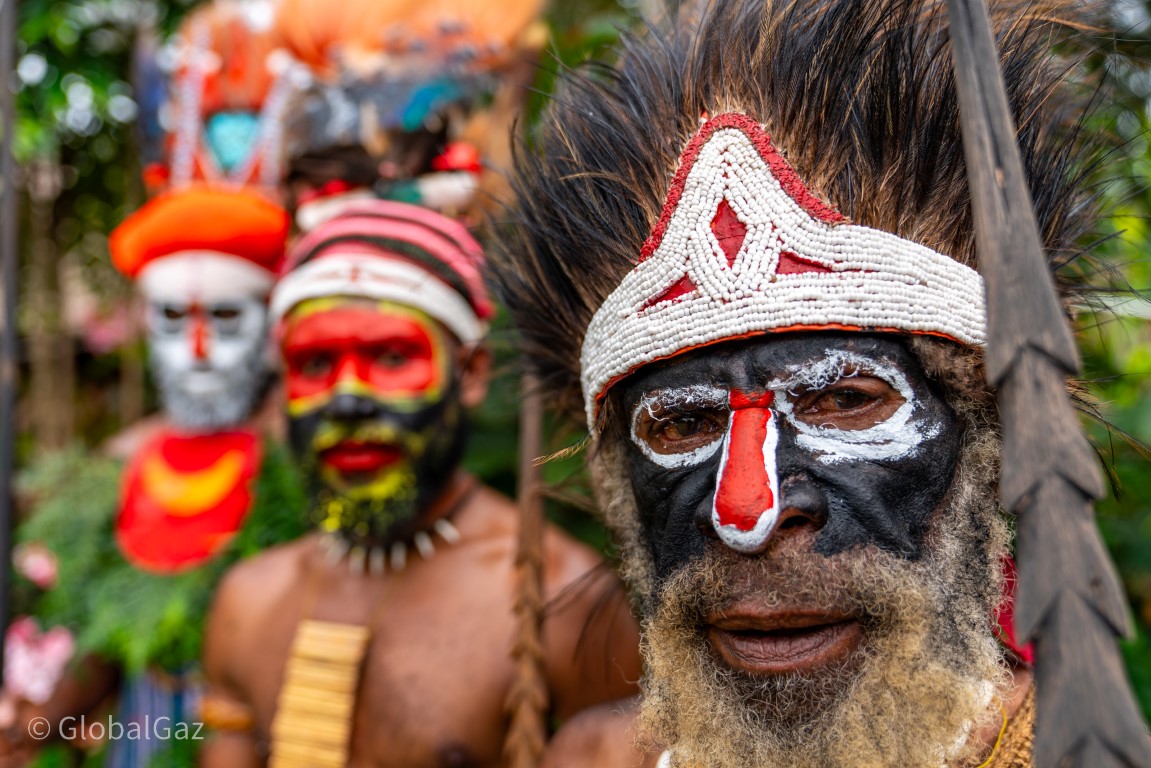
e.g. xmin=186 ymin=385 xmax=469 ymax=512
xmin=579 ymin=112 xmax=986 ymax=427
xmin=270 ymin=253 xmax=487 ymax=344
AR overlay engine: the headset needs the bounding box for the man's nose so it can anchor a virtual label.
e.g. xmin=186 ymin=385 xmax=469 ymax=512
xmin=773 ymin=480 xmax=828 ymax=537
xmin=190 ymin=316 xmax=209 ymax=361
xmin=698 ymin=478 xmax=827 ymax=549
xmin=325 ymin=393 xmax=382 ymax=422
xmin=709 ymin=391 xmax=781 ymax=553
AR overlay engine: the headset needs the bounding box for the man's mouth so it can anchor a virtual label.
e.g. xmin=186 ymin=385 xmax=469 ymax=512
xmin=180 ymin=370 xmax=226 ymax=395
xmin=705 ymin=607 xmax=863 ymax=676
xmin=320 ymin=441 xmax=402 ymax=475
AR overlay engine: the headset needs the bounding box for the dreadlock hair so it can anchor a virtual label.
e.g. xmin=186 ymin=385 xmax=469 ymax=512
xmin=493 ymin=0 xmax=1101 ymax=425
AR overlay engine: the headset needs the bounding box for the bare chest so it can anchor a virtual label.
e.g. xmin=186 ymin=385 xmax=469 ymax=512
xmin=238 ymin=553 xmax=519 ymax=767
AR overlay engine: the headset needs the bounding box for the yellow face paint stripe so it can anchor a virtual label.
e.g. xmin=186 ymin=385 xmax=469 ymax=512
xmin=287 ymin=381 xmax=440 ymax=417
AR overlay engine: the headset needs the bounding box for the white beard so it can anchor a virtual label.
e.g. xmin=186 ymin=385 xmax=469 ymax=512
xmin=150 ymin=343 xmax=269 ymax=430
xmin=589 ymin=430 xmax=1011 ymax=768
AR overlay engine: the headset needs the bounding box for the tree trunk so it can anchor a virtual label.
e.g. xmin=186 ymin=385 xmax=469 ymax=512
xmin=24 ymin=158 xmax=72 ymax=453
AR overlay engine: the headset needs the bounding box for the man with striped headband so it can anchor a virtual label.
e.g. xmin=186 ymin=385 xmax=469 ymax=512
xmin=201 ymin=200 xmax=641 ymax=767
xmin=494 ymin=0 xmax=1150 ymax=766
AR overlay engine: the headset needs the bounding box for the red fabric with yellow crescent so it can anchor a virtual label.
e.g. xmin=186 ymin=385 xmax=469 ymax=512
xmin=116 ymin=428 xmax=262 ymax=573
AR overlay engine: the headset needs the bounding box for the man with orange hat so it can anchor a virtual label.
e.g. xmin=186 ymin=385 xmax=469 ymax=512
xmin=200 ymin=200 xmax=641 ymax=767
xmin=107 ymin=187 xmax=297 ymax=571
xmin=1 ymin=188 xmax=308 ymax=768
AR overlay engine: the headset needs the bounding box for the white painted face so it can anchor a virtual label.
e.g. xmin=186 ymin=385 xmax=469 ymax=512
xmin=145 ymin=297 xmax=270 ymax=429
xmin=137 ymin=251 xmax=277 ymax=430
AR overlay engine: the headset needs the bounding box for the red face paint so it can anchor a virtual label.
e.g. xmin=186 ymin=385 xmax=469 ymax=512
xmin=190 ymin=309 xmax=210 ymax=360
xmin=319 ymin=442 xmax=403 ymax=475
xmin=712 ymin=390 xmax=781 ymax=551
xmin=282 ymin=302 xmax=448 ymax=417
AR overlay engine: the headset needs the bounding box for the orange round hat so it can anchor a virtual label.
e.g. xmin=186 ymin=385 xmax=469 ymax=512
xmin=110 ymin=187 xmax=289 ymax=279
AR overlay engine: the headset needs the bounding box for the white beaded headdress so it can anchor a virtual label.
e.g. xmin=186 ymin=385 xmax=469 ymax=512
xmin=579 ymin=113 xmax=986 ymax=426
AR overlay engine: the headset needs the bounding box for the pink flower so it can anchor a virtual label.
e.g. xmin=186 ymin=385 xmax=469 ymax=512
xmin=4 ymin=617 xmax=75 ymax=705
xmin=13 ymin=543 xmax=59 ymax=589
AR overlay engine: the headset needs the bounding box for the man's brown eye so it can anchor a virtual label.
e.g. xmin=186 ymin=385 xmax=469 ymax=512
xmin=817 ymin=389 xmax=873 ymax=412
xmin=792 ymin=377 xmax=904 ymax=429
xmin=298 ymin=355 xmax=333 ymax=378
xmin=212 ymin=306 xmax=241 ymax=321
xmin=630 ymin=389 xmax=732 ymax=464
xmin=376 ymin=350 xmax=409 ymax=369
xmin=162 ymin=306 xmax=187 ymax=321
xmin=639 ymin=407 xmax=727 ymax=455
xmin=659 ymin=415 xmax=708 ymax=440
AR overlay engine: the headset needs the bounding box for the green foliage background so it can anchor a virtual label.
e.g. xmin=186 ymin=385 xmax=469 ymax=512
xmin=5 ymin=0 xmax=1151 ymax=744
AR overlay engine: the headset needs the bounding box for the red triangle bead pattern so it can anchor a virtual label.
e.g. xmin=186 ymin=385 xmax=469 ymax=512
xmin=580 ymin=113 xmax=986 ymax=427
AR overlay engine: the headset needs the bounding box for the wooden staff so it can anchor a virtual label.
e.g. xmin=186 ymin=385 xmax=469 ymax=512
xmin=503 ymin=372 xmax=548 ymax=768
xmin=0 ymin=0 xmax=19 ymax=690
xmin=944 ymin=0 xmax=1151 ymax=764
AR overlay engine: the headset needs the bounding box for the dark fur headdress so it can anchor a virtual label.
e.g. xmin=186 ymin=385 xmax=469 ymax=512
xmin=494 ymin=0 xmax=1096 ymax=424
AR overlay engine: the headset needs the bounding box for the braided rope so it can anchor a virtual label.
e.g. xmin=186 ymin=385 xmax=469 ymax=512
xmin=503 ymin=374 xmax=549 ymax=768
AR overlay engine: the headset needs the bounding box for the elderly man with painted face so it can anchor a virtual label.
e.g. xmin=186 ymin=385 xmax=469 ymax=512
xmin=491 ymin=0 xmax=1151 ymax=766
xmin=201 ymin=200 xmax=641 ymax=767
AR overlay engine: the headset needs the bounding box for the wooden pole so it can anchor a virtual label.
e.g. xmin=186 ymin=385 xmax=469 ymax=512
xmin=944 ymin=0 xmax=1151 ymax=764
xmin=25 ymin=159 xmax=66 ymax=453
xmin=503 ymin=373 xmax=548 ymax=768
xmin=0 ymin=0 xmax=19 ymax=690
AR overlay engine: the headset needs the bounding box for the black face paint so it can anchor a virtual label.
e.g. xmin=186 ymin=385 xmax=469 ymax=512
xmin=289 ymin=387 xmax=467 ymax=546
xmin=613 ymin=333 xmax=961 ymax=582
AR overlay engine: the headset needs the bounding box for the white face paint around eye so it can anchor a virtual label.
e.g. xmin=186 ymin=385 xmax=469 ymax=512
xmin=630 ymin=384 xmax=729 ymax=469
xmin=770 ymin=350 xmax=941 ymax=464
xmin=629 ymin=351 xmax=939 ymax=470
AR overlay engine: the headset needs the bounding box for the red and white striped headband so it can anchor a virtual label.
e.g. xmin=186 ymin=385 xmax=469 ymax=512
xmin=579 ymin=113 xmax=986 ymax=427
xmin=271 ymin=200 xmax=493 ymax=343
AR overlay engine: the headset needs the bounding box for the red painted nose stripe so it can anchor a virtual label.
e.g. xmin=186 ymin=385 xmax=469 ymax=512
xmin=715 ymin=391 xmax=775 ymax=532
xmin=729 ymin=390 xmax=773 ymax=409
xmin=191 ymin=317 xmax=209 ymax=360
